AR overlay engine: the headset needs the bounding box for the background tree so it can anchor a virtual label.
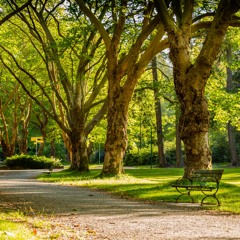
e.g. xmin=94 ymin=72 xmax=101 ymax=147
xmin=0 ymin=75 xmax=31 ymax=158
xmin=0 ymin=0 xmax=108 ymax=171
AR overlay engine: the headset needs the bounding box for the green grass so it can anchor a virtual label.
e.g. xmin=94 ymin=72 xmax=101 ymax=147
xmin=38 ymin=166 xmax=240 ymax=214
xmin=0 ymin=211 xmax=37 ymax=240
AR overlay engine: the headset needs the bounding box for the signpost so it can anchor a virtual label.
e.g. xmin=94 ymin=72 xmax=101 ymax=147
xmin=31 ymin=136 xmax=44 ymax=155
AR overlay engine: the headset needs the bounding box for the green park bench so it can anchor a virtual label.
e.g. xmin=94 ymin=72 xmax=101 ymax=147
xmin=171 ymin=169 xmax=224 ymax=206
xmin=42 ymin=166 xmax=53 ymax=176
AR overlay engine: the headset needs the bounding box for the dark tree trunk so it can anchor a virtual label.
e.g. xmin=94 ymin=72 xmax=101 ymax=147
xmin=151 ymin=56 xmax=166 ymax=167
xmin=175 ymin=108 xmax=183 ymax=167
xmin=69 ymin=109 xmax=89 ymax=172
xmin=50 ymin=140 xmax=56 ymax=158
xmin=1 ymin=139 xmax=15 ymax=158
xmin=226 ymin=46 xmax=239 ymax=166
xmin=227 ymin=123 xmax=238 ymax=166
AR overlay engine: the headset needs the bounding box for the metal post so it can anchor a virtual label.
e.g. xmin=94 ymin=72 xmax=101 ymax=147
xmin=150 ymin=126 xmax=153 ymax=169
xmin=36 ymin=142 xmax=38 ymax=156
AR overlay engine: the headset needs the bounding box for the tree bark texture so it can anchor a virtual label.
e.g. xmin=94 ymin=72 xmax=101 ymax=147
xmin=102 ymin=74 xmax=128 ymax=175
xmin=69 ymin=106 xmax=89 ymax=171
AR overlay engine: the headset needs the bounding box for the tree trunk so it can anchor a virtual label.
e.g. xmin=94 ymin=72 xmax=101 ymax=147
xmin=18 ymin=125 xmax=28 ymax=154
xmin=18 ymin=102 xmax=32 ymax=154
xmin=227 ymin=123 xmax=238 ymax=166
xmin=69 ymin=110 xmax=89 ymax=171
xmin=175 ymin=107 xmax=183 ymax=167
xmin=152 ymin=56 xmax=166 ymax=167
xmin=37 ymin=142 xmax=45 ymax=156
xmin=170 ymin=35 xmax=212 ymax=176
xmin=226 ymin=46 xmax=239 ymax=166
xmin=102 ymin=83 xmax=128 ymax=175
xmin=50 ymin=140 xmax=56 ymax=158
xmin=179 ymin=94 xmax=212 ymax=176
xmin=0 ymin=139 xmax=15 ymax=158
xmin=70 ymin=139 xmax=89 ymax=171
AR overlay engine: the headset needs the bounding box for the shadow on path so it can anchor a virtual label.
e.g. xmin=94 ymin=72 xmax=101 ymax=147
xmin=1 ymin=170 xmax=240 ymax=240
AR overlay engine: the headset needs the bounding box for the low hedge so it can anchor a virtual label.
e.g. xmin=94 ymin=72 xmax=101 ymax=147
xmin=5 ymin=154 xmax=63 ymax=169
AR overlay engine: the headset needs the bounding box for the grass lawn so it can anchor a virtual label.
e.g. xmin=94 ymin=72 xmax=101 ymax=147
xmin=0 ymin=211 xmax=38 ymax=240
xmin=38 ymin=165 xmax=240 ymax=214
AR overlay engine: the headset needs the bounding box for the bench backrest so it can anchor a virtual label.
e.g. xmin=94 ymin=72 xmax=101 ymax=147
xmin=190 ymin=169 xmax=224 ymax=183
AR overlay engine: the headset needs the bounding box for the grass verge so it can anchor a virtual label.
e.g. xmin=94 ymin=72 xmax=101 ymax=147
xmin=0 ymin=211 xmax=38 ymax=240
xmin=38 ymin=166 xmax=240 ymax=214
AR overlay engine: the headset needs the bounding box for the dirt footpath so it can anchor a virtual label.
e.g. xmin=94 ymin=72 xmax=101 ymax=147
xmin=0 ymin=170 xmax=240 ymax=240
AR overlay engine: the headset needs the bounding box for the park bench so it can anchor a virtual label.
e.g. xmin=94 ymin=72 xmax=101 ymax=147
xmin=171 ymin=169 xmax=224 ymax=206
xmin=42 ymin=166 xmax=53 ymax=176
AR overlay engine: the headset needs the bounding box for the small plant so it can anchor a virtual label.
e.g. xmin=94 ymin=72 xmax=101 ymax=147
xmin=5 ymin=154 xmax=63 ymax=169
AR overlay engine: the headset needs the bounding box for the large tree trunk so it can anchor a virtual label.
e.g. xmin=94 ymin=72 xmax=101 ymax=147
xmin=169 ymin=32 xmax=212 ymax=176
xmin=102 ymin=83 xmax=128 ymax=175
xmin=178 ymin=89 xmax=212 ymax=176
xmin=69 ymin=108 xmax=89 ymax=171
xmin=152 ymin=56 xmax=166 ymax=167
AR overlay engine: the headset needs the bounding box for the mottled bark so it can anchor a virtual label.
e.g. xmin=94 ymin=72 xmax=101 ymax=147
xmin=69 ymin=106 xmax=89 ymax=171
xmin=102 ymin=76 xmax=128 ymax=175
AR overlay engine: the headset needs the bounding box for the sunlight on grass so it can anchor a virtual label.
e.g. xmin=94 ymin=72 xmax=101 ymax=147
xmin=38 ymin=166 xmax=240 ymax=214
xmin=0 ymin=211 xmax=37 ymax=240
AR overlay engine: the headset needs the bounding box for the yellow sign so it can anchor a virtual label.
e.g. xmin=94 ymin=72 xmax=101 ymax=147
xmin=31 ymin=137 xmax=44 ymax=142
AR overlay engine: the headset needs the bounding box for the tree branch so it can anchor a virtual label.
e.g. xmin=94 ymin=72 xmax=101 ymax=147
xmin=0 ymin=0 xmax=32 ymax=26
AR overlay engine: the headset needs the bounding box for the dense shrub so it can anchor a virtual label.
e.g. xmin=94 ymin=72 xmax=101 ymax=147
xmin=5 ymin=154 xmax=63 ymax=169
xmin=89 ymin=150 xmax=105 ymax=164
xmin=124 ymin=148 xmax=181 ymax=166
xmin=124 ymin=150 xmax=159 ymax=166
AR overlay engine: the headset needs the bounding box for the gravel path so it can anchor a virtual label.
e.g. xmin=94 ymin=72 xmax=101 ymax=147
xmin=0 ymin=170 xmax=240 ymax=240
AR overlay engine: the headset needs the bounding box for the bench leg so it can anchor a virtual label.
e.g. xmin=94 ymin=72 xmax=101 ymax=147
xmin=201 ymin=194 xmax=220 ymax=206
xmin=175 ymin=191 xmax=194 ymax=204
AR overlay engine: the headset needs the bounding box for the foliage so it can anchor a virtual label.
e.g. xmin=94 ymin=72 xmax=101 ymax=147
xmin=38 ymin=166 xmax=240 ymax=214
xmin=124 ymin=150 xmax=159 ymax=166
xmin=123 ymin=148 xmax=180 ymax=166
xmin=5 ymin=154 xmax=63 ymax=169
